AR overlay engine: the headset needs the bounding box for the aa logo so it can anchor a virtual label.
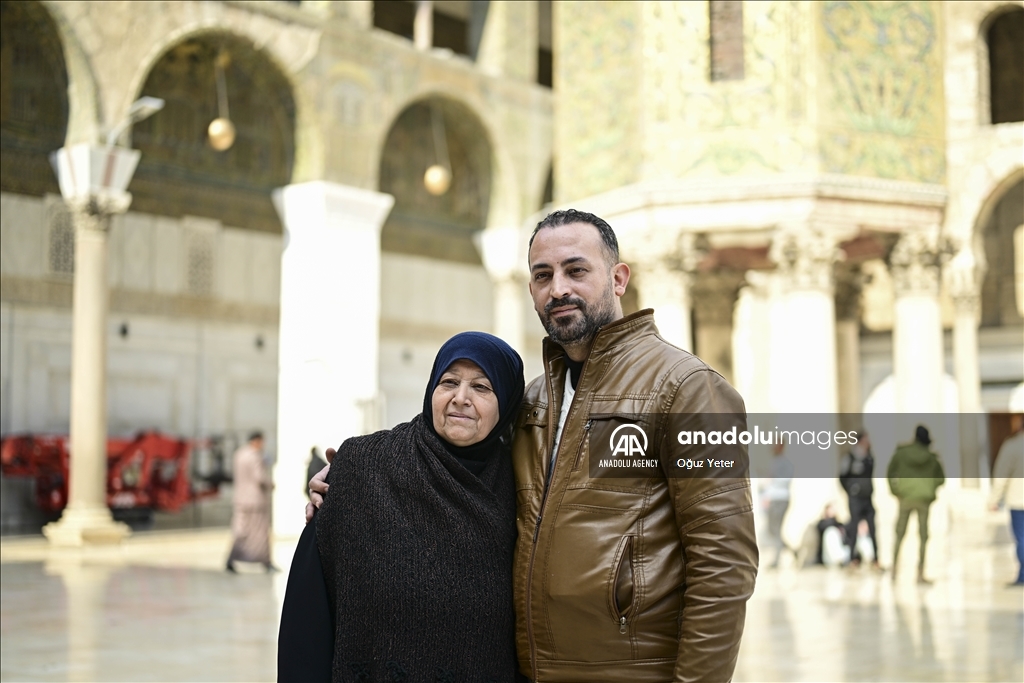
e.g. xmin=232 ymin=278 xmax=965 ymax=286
xmin=609 ymin=423 xmax=648 ymax=457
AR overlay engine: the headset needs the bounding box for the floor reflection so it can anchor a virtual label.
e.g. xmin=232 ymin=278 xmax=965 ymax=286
xmin=0 ymin=519 xmax=1021 ymax=682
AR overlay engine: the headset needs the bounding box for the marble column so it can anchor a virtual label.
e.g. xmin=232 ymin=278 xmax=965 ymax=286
xmin=44 ymin=144 xmax=140 ymax=547
xmin=768 ymin=229 xmax=840 ymax=414
xmin=947 ymin=247 xmax=983 ymax=485
xmin=639 ymin=260 xmax=693 ymax=353
xmin=834 ymin=264 xmax=865 ymax=430
xmin=732 ymin=271 xmax=772 ymax=414
xmin=272 ymin=182 xmax=394 ymax=538
xmin=414 ymin=0 xmax=433 ymax=50
xmin=476 ymin=224 xmax=527 ymax=355
xmin=888 ymin=231 xmax=949 ymax=415
xmin=633 ymin=233 xmax=705 ymax=353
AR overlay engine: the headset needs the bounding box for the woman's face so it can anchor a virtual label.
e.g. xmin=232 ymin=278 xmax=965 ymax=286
xmin=431 ymin=359 xmax=500 ymax=447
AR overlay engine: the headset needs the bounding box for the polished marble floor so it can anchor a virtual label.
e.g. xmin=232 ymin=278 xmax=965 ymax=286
xmin=1 ymin=515 xmax=1022 ymax=682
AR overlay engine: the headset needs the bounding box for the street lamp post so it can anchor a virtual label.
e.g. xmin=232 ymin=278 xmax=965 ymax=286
xmin=43 ymin=99 xmax=162 ymax=546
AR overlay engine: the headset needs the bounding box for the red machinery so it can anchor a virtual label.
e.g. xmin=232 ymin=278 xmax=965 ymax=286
xmin=0 ymin=432 xmax=218 ymax=514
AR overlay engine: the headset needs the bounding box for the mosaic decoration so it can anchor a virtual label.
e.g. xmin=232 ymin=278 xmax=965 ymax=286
xmin=818 ymin=0 xmax=945 ymax=183
xmin=555 ymin=1 xmax=643 ymax=200
xmin=641 ymin=0 xmax=811 ymax=179
xmin=0 ymin=0 xmax=68 ymax=197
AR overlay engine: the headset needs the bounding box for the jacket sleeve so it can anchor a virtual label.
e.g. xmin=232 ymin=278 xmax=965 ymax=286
xmin=663 ymin=368 xmax=758 ymax=683
xmin=887 ymin=454 xmax=900 ymax=497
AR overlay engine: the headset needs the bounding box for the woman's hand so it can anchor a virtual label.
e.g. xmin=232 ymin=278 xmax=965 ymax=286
xmin=304 ymin=447 xmax=335 ymax=523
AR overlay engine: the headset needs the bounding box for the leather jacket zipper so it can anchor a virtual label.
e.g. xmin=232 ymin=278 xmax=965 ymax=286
xmin=571 ymin=420 xmax=593 ymax=471
xmin=526 ymin=352 xmax=593 ymax=676
xmin=611 ymin=535 xmax=635 ymax=636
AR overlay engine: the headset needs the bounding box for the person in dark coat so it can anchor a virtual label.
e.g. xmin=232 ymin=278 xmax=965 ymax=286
xmin=839 ymin=430 xmax=881 ymax=569
xmin=888 ymin=425 xmax=945 ymax=584
xmin=278 ymin=332 xmax=525 ymax=683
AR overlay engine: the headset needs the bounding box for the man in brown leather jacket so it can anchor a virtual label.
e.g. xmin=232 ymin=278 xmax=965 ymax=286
xmin=309 ymin=210 xmax=758 ymax=681
xmin=515 ymin=209 xmax=757 ymax=682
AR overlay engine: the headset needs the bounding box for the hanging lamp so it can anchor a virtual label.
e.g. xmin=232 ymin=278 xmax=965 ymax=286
xmin=424 ymin=102 xmax=451 ymax=196
xmin=208 ymin=50 xmax=236 ymax=151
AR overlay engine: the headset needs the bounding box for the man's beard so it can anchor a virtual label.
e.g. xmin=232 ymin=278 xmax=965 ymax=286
xmin=540 ymin=284 xmax=617 ymax=348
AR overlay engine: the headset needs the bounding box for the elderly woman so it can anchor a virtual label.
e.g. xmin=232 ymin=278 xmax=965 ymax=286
xmin=278 ymin=332 xmax=524 ymax=683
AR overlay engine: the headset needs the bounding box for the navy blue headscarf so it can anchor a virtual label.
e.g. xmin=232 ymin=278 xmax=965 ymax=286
xmin=423 ymin=332 xmax=525 ymax=466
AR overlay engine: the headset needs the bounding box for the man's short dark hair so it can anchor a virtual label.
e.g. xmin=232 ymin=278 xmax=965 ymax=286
xmin=529 ymin=209 xmax=620 ymax=264
xmin=248 ymin=430 xmax=264 ymax=443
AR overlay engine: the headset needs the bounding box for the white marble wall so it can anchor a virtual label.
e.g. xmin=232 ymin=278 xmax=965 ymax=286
xmin=378 ymin=252 xmax=494 ymax=427
xmin=0 ymin=192 xmax=282 ymax=493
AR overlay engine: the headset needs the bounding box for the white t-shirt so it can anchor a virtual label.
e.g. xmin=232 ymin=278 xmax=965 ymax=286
xmin=550 ymin=370 xmax=575 ymax=471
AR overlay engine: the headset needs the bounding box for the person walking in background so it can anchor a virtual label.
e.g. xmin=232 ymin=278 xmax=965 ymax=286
xmin=989 ymin=414 xmax=1024 ymax=587
xmin=888 ymin=425 xmax=945 ymax=584
xmin=840 ymin=430 xmax=882 ymax=570
xmin=227 ymin=431 xmax=277 ymax=573
xmin=761 ymin=442 xmax=794 ymax=569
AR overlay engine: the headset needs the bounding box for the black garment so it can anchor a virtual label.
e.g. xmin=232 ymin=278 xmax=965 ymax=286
xmin=563 ymin=356 xmax=583 ymax=390
xmin=839 ymin=449 xmax=874 ymax=499
xmin=317 ymin=416 xmax=518 ymax=682
xmin=840 ymin=449 xmax=878 ymax=561
xmin=815 ymin=518 xmax=846 ymax=565
xmin=278 ymin=517 xmax=333 ymax=682
xmin=847 ymin=496 xmax=879 ymax=562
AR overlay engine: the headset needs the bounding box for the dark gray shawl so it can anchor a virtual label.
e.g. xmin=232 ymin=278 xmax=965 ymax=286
xmin=316 ymin=415 xmax=517 ymax=683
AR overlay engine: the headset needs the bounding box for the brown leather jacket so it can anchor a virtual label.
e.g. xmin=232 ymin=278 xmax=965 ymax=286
xmin=512 ymin=311 xmax=758 ymax=682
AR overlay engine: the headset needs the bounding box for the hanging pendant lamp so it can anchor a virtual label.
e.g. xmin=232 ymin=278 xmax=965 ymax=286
xmin=208 ymin=50 xmax=236 ymax=151
xmin=424 ymin=102 xmax=451 ymax=196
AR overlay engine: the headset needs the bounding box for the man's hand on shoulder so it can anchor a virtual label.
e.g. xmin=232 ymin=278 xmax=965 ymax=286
xmin=304 ymin=447 xmax=334 ymax=524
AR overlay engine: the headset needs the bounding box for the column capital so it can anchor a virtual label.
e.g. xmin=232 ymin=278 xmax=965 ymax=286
xmin=273 ymin=181 xmax=395 ymax=240
xmin=629 ymin=229 xmax=708 ymax=274
xmin=692 ymin=272 xmax=743 ymax=326
xmin=888 ymin=229 xmax=955 ymax=297
xmin=66 ymin=194 xmax=132 ymax=233
xmin=770 ymin=228 xmax=841 ymax=292
xmin=945 ymin=246 xmax=983 ymax=315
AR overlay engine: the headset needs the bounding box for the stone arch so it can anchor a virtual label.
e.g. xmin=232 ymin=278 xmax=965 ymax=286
xmin=975 ymin=169 xmax=1024 ymax=327
xmin=126 ymin=32 xmax=297 ymax=233
xmin=978 ymin=3 xmax=1024 ymax=125
xmin=0 ymin=0 xmax=69 ymax=195
xmin=378 ymin=93 xmax=502 ymax=264
xmin=376 ymin=86 xmax=520 ymax=230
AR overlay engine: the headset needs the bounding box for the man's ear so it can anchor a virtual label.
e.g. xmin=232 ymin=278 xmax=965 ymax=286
xmin=612 ymin=262 xmax=630 ymax=297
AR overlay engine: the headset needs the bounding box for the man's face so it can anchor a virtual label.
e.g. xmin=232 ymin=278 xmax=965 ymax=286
xmin=528 ymin=223 xmax=629 ymax=349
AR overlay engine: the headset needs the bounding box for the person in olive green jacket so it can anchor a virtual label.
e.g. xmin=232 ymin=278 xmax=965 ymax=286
xmin=887 ymin=425 xmax=945 ymax=584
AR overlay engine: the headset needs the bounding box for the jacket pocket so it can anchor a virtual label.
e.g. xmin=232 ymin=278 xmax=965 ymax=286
xmin=609 ymin=534 xmax=636 ymax=634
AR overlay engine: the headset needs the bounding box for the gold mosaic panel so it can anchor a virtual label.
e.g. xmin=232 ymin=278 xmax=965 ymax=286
xmin=817 ymin=0 xmax=945 ymax=183
xmin=554 ymin=0 xmax=643 ymax=201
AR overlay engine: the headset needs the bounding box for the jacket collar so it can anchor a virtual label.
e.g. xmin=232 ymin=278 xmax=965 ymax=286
xmin=541 ymin=308 xmax=657 ymax=367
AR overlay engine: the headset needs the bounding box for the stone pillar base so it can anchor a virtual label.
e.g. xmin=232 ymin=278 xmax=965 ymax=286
xmin=43 ymin=507 xmax=131 ymax=547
